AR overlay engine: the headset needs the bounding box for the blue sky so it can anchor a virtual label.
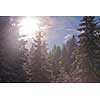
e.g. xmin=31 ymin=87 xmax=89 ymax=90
xmin=17 ymin=16 xmax=100 ymax=50
xmin=47 ymin=16 xmax=81 ymax=49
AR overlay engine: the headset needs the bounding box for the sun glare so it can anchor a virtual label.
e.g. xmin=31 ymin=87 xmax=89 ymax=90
xmin=19 ymin=17 xmax=40 ymax=38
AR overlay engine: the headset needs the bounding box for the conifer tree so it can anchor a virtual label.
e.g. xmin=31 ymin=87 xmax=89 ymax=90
xmin=49 ymin=45 xmax=62 ymax=81
xmin=8 ymin=16 xmax=27 ymax=82
xmin=30 ymin=31 xmax=50 ymax=82
xmin=0 ymin=17 xmax=27 ymax=82
xmin=75 ymin=16 xmax=100 ymax=82
xmin=55 ymin=35 xmax=77 ymax=82
xmin=62 ymin=35 xmax=77 ymax=72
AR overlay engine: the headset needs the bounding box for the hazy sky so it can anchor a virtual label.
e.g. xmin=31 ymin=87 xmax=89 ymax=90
xmin=21 ymin=16 xmax=100 ymax=50
xmin=1 ymin=16 xmax=99 ymax=50
xmin=47 ymin=16 xmax=81 ymax=49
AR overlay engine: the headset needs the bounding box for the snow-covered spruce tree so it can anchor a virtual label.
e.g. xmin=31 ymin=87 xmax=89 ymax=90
xmin=18 ymin=39 xmax=29 ymax=82
xmin=49 ymin=45 xmax=62 ymax=82
xmin=93 ymin=18 xmax=100 ymax=79
xmin=61 ymin=44 xmax=68 ymax=70
xmin=30 ymin=31 xmax=51 ymax=82
xmin=0 ymin=17 xmax=27 ymax=82
xmin=54 ymin=35 xmax=77 ymax=82
xmin=74 ymin=16 xmax=100 ymax=82
xmin=62 ymin=35 xmax=77 ymax=72
xmin=8 ymin=17 xmax=28 ymax=82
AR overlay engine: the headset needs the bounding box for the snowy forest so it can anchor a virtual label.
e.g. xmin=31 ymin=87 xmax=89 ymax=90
xmin=0 ymin=16 xmax=100 ymax=83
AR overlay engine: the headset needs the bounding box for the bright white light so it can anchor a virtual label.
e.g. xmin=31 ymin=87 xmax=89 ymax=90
xmin=19 ymin=17 xmax=40 ymax=38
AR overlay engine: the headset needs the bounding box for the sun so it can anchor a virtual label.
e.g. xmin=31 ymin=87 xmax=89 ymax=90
xmin=18 ymin=17 xmax=40 ymax=39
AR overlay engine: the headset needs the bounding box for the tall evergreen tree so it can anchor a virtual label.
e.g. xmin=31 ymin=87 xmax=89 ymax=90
xmin=75 ymin=16 xmax=100 ymax=82
xmin=8 ymin=17 xmax=27 ymax=82
xmin=61 ymin=44 xmax=68 ymax=70
xmin=55 ymin=35 xmax=77 ymax=82
xmin=0 ymin=17 xmax=27 ymax=82
xmin=62 ymin=35 xmax=77 ymax=72
xmin=30 ymin=31 xmax=50 ymax=82
xmin=49 ymin=45 xmax=62 ymax=81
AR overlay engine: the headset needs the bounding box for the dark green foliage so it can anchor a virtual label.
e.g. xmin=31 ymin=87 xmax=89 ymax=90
xmin=75 ymin=16 xmax=100 ymax=82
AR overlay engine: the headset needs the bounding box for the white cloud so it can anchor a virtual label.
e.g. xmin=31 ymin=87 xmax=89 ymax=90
xmin=64 ymin=34 xmax=73 ymax=43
